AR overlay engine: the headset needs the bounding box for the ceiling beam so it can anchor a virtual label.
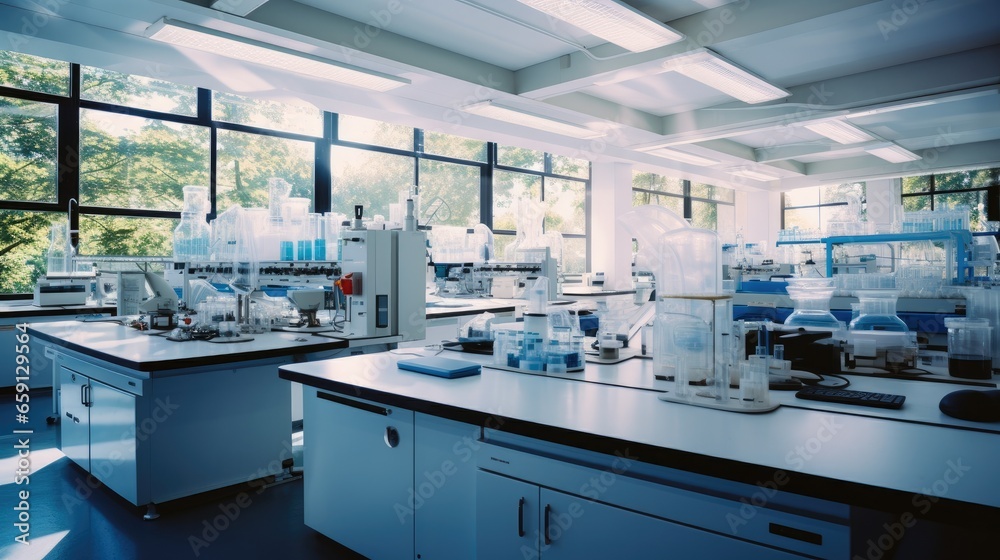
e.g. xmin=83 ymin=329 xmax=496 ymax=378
xmin=755 ymin=141 xmax=882 ymax=163
xmin=772 ymin=139 xmax=1000 ymax=190
xmin=211 ymin=0 xmax=271 ymax=17
xmin=513 ymin=0 xmax=883 ymax=99
xmin=245 ymin=0 xmax=517 ymax=94
xmin=658 ymin=46 xmax=1000 ymax=143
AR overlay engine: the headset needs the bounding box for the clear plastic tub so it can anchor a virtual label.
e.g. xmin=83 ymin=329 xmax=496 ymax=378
xmin=849 ymin=289 xmax=908 ymax=332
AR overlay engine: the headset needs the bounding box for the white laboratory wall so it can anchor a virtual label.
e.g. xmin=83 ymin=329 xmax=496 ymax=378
xmin=590 ymin=162 xmax=634 ymax=290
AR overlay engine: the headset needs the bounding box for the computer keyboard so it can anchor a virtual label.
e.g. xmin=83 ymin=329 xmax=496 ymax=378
xmin=795 ymin=386 xmax=906 ymax=409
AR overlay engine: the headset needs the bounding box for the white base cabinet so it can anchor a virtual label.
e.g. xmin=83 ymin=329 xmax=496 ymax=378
xmin=477 ymin=470 xmax=805 ymax=559
xmin=304 ymin=390 xmax=415 ymax=560
xmin=55 ymin=347 xmax=291 ymax=509
xmin=303 ymin=388 xmax=478 ymax=560
xmin=476 ymin=434 xmax=850 ymax=559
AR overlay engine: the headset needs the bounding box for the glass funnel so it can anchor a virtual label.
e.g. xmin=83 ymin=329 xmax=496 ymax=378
xmin=849 ymin=289 xmax=908 ymax=332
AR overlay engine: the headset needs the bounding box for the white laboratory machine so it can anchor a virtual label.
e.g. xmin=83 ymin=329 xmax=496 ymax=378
xmin=338 ymin=216 xmax=426 ymax=342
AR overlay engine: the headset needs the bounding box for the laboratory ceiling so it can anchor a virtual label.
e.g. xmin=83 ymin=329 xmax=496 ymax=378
xmin=2 ymin=0 xmax=998 ymax=191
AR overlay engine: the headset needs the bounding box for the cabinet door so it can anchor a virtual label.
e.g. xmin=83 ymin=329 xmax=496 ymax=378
xmin=303 ymin=389 xmax=414 ymax=560
xmin=414 ymin=414 xmax=478 ymax=559
xmin=539 ymin=488 xmax=802 ymax=560
xmin=59 ymin=366 xmax=90 ymax=470
xmin=477 ymin=470 xmax=540 ymax=560
xmin=89 ymin=379 xmax=138 ymax=504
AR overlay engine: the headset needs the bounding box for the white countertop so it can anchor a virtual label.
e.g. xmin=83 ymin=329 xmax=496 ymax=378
xmin=279 ymin=350 xmax=1000 ymax=516
xmin=0 ymin=300 xmax=114 ymax=320
xmin=27 ymin=320 xmax=358 ymax=372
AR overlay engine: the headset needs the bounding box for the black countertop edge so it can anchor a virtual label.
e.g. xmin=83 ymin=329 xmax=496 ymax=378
xmin=1 ymin=306 xmax=116 ymax=319
xmin=29 ymin=328 xmax=351 ymax=372
xmin=427 ymin=306 xmax=516 ymax=319
xmin=278 ymin=368 xmax=1000 ymax=527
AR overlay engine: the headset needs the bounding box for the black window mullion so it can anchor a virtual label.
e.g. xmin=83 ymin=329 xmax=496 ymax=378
xmin=682 ymin=179 xmax=692 ymax=220
xmin=315 ymin=112 xmax=335 ymax=215
xmin=197 ymin=88 xmax=212 ymax=124
xmin=480 ymin=163 xmax=492 ymax=229
xmin=59 ymin=64 xmax=81 ymax=249
xmin=414 ymin=128 xmax=424 ymax=153
xmin=209 ymin=124 xmax=217 ymax=221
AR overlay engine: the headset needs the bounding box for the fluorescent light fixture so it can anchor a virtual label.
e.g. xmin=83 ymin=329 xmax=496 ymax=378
xmin=804 ymin=119 xmax=877 ymax=144
xmin=461 ymin=101 xmax=604 ymax=139
xmin=644 ymin=147 xmax=720 ymax=166
xmin=661 ymin=49 xmax=788 ymax=104
xmin=145 ymin=18 xmax=409 ymax=92
xmin=729 ymin=168 xmax=779 ymax=181
xmin=515 ymin=0 xmax=684 ymax=52
xmin=210 ymin=0 xmax=270 ymax=17
xmin=866 ymin=143 xmax=921 ymax=163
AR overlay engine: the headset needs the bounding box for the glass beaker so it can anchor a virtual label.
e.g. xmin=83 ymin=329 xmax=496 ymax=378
xmin=849 ymin=290 xmax=908 ymax=332
xmin=46 ymin=221 xmax=69 ymax=275
xmin=945 ymin=318 xmax=993 ymax=380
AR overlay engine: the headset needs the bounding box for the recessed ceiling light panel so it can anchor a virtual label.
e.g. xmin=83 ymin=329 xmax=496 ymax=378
xmin=146 ymin=18 xmax=409 ymax=92
xmin=661 ymin=50 xmax=788 ymax=104
xmin=461 ymin=101 xmax=604 ymax=139
xmin=515 ymin=0 xmax=684 ymax=52
xmin=644 ymin=147 xmax=720 ymax=166
xmin=804 ymin=119 xmax=877 ymax=144
xmin=866 ymin=143 xmax=922 ymax=163
xmin=729 ymin=168 xmax=779 ymax=181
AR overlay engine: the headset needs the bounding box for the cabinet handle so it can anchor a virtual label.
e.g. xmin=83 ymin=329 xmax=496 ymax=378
xmin=318 ymin=391 xmax=389 ymax=416
xmin=384 ymin=426 xmax=400 ymax=448
xmin=517 ymin=497 xmax=526 ymax=537
xmin=84 ymin=384 xmax=92 ymax=407
xmin=543 ymin=504 xmax=552 ymax=545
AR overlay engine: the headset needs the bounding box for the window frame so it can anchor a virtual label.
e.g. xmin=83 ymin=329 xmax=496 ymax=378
xmin=0 ymin=54 xmax=593 ymax=297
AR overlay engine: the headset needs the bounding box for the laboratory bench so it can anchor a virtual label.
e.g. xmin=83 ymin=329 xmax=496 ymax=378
xmin=1 ymin=300 xmax=115 ymax=389
xmin=279 ymin=350 xmax=1000 ymax=560
xmin=24 ymin=319 xmax=394 ymax=518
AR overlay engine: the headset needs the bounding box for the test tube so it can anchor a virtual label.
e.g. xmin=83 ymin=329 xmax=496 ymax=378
xmin=714 ymin=360 xmax=730 ymax=402
xmin=674 ymin=355 xmax=690 ymax=398
xmin=741 ymin=355 xmax=770 ymax=407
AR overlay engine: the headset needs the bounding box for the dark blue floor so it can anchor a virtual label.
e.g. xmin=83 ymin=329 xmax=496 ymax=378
xmin=0 ymin=391 xmax=365 ymax=560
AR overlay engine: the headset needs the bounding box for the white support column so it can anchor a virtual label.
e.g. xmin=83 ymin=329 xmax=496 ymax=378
xmin=865 ymin=177 xmax=903 ymax=232
xmin=591 ymin=162 xmax=634 ymax=290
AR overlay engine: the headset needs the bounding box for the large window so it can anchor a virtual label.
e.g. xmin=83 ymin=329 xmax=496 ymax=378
xmin=0 ymin=50 xmax=592 ymax=296
xmin=80 ymin=110 xmax=210 ymax=211
xmin=782 ymin=182 xmax=866 ymax=234
xmin=81 ymin=66 xmax=198 ymax=116
xmin=901 ymin=168 xmax=1000 ymax=229
xmin=418 ymin=159 xmax=481 ymax=227
xmin=331 ymin=147 xmax=415 ymax=220
xmin=632 ymin=171 xmax=735 ymax=235
xmin=493 ymin=155 xmax=589 ymax=274
xmin=0 ymin=97 xmax=57 ymax=203
xmin=216 ymin=130 xmax=314 ymax=213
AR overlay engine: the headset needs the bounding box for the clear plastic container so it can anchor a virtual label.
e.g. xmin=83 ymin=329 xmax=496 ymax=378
xmin=46 ymin=221 xmax=69 ymax=275
xmin=182 ymin=185 xmax=209 ymax=214
xmin=268 ymin=178 xmax=291 ymax=219
xmin=174 ymin=211 xmax=211 ymax=261
xmin=849 ymin=289 xmax=908 ymax=332
xmin=784 ymin=283 xmax=840 ymax=328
